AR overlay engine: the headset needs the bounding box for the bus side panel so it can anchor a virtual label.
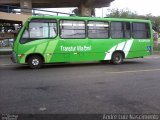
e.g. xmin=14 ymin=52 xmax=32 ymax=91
xmin=16 ymin=39 xmax=59 ymax=64
xmin=126 ymin=39 xmax=152 ymax=58
xmin=90 ymin=38 xmax=125 ymax=61
xmin=50 ymin=38 xmax=125 ymax=62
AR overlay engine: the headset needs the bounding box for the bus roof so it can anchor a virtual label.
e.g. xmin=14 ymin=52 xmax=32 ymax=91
xmin=28 ymin=15 xmax=151 ymax=23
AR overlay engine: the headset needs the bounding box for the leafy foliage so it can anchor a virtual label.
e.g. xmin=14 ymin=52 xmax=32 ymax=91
xmin=106 ymin=9 xmax=160 ymax=32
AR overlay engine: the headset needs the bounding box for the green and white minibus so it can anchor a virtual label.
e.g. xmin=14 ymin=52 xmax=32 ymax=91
xmin=11 ymin=16 xmax=153 ymax=68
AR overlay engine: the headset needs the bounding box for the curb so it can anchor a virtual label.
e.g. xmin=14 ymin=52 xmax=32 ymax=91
xmin=0 ymin=51 xmax=12 ymax=55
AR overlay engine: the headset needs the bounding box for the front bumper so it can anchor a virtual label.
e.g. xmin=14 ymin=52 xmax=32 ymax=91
xmin=11 ymin=51 xmax=17 ymax=63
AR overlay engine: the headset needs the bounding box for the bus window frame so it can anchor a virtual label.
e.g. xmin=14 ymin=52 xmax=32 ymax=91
xmin=110 ymin=21 xmax=131 ymax=39
xmin=20 ymin=19 xmax=58 ymax=44
xmin=87 ymin=20 xmax=110 ymax=39
xmin=131 ymin=22 xmax=151 ymax=39
xmin=59 ymin=19 xmax=86 ymax=39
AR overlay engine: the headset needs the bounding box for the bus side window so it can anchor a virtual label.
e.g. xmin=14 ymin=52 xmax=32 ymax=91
xmin=123 ymin=22 xmax=131 ymax=38
xmin=49 ymin=23 xmax=57 ymax=38
xmin=132 ymin=23 xmax=150 ymax=39
xmin=87 ymin=21 xmax=109 ymax=39
xmin=111 ymin=22 xmax=131 ymax=39
xmin=60 ymin=20 xmax=85 ymax=39
xmin=111 ymin=22 xmax=123 ymax=39
xmin=29 ymin=22 xmax=49 ymax=38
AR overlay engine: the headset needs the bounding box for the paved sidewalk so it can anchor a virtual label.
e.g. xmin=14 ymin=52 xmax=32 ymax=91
xmin=0 ymin=48 xmax=12 ymax=51
xmin=0 ymin=55 xmax=13 ymax=65
xmin=0 ymin=48 xmax=12 ymax=55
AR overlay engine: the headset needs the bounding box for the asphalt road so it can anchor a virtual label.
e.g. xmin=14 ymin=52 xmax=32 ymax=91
xmin=0 ymin=55 xmax=160 ymax=114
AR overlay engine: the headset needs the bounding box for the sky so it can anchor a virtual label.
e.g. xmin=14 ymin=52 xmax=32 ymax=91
xmin=43 ymin=0 xmax=160 ymax=17
xmin=96 ymin=0 xmax=160 ymax=17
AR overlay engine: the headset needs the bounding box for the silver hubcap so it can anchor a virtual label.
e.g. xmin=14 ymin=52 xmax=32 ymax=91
xmin=32 ymin=59 xmax=39 ymax=66
xmin=115 ymin=55 xmax=121 ymax=63
xmin=115 ymin=56 xmax=120 ymax=61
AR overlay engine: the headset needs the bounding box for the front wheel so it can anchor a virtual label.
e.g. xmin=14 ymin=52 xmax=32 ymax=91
xmin=111 ymin=52 xmax=123 ymax=65
xmin=28 ymin=55 xmax=43 ymax=69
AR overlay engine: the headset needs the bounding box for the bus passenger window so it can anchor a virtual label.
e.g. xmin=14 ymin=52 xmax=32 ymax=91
xmin=49 ymin=23 xmax=57 ymax=38
xmin=132 ymin=23 xmax=150 ymax=39
xmin=111 ymin=22 xmax=123 ymax=39
xmin=123 ymin=22 xmax=131 ymax=38
xmin=111 ymin=22 xmax=131 ymax=39
xmin=60 ymin=20 xmax=85 ymax=39
xmin=88 ymin=21 xmax=109 ymax=39
xmin=29 ymin=22 xmax=48 ymax=38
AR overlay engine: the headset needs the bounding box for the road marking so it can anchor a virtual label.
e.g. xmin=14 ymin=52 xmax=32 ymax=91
xmin=144 ymin=57 xmax=160 ymax=59
xmin=0 ymin=64 xmax=14 ymax=66
xmin=0 ymin=64 xmax=22 ymax=67
xmin=108 ymin=68 xmax=160 ymax=74
xmin=39 ymin=107 xmax=47 ymax=111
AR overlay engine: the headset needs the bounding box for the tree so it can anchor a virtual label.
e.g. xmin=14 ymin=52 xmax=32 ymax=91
xmin=106 ymin=8 xmax=160 ymax=32
xmin=106 ymin=8 xmax=143 ymax=19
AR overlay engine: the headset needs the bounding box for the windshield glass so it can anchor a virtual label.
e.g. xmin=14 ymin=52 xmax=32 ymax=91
xmin=20 ymin=19 xmax=57 ymax=44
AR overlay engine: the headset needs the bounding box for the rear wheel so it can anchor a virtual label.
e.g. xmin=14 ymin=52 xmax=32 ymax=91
xmin=28 ymin=55 xmax=43 ymax=69
xmin=111 ymin=52 xmax=123 ymax=65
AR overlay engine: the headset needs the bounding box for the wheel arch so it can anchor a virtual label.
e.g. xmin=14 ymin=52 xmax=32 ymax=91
xmin=25 ymin=53 xmax=45 ymax=63
xmin=112 ymin=50 xmax=125 ymax=59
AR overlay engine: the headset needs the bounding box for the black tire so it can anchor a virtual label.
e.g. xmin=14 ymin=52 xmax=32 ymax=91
xmin=111 ymin=52 xmax=123 ymax=65
xmin=28 ymin=55 xmax=43 ymax=69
